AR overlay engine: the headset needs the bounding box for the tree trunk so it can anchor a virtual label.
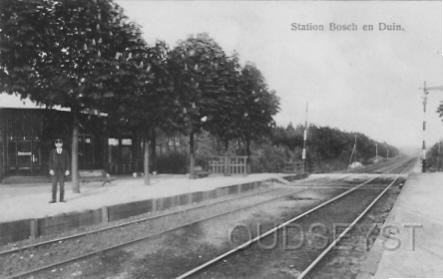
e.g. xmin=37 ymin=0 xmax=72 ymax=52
xmin=150 ymin=128 xmax=157 ymax=173
xmin=102 ymin=122 xmax=109 ymax=173
xmin=71 ymin=110 xmax=80 ymax=193
xmin=224 ymin=139 xmax=229 ymax=154
xmin=246 ymin=137 xmax=251 ymax=174
xmin=131 ymin=129 xmax=139 ymax=173
xmin=189 ymin=132 xmax=195 ymax=178
xmin=118 ymin=138 xmax=123 ymax=173
xmin=143 ymin=135 xmax=150 ymax=185
xmin=131 ymin=129 xmax=144 ymax=172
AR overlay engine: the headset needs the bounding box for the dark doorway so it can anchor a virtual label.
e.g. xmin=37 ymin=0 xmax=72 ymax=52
xmin=7 ymin=137 xmax=41 ymax=175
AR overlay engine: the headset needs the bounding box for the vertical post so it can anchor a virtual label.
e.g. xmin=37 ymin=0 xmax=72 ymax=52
xmin=224 ymin=156 xmax=229 ymax=176
xmin=72 ymin=110 xmax=80 ymax=193
xmin=131 ymin=129 xmax=138 ymax=174
xmin=386 ymin=144 xmax=389 ymax=160
xmin=189 ymin=132 xmax=195 ymax=178
xmin=422 ymin=81 xmax=428 ymax=173
xmin=150 ymin=129 xmax=157 ymax=174
xmin=143 ymin=136 xmax=150 ymax=185
xmin=349 ymin=135 xmax=357 ymax=165
xmin=302 ymin=102 xmax=309 ymax=173
xmin=101 ymin=207 xmax=109 ymax=224
xmin=354 ymin=135 xmax=357 ymax=162
xmin=375 ymin=143 xmax=378 ymax=158
xmin=245 ymin=138 xmax=251 ymax=174
xmin=30 ymin=219 xmax=38 ymax=239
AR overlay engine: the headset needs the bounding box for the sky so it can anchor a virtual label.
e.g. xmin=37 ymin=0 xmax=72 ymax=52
xmin=114 ymin=0 xmax=443 ymax=149
xmin=1 ymin=1 xmax=441 ymax=149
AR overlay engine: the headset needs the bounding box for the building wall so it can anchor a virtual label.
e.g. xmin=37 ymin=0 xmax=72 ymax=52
xmin=0 ymin=126 xmax=4 ymax=180
xmin=0 ymin=108 xmax=222 ymax=178
xmin=0 ymin=108 xmax=107 ymax=177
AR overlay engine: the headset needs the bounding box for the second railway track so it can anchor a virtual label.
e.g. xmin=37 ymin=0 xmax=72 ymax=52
xmin=1 ymin=176 xmax=356 ymax=278
xmin=1 ymin=157 xmax=416 ymax=278
xmin=176 ymin=160 xmax=413 ymax=279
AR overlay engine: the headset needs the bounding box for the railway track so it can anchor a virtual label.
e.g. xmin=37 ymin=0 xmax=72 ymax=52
xmin=1 ymin=176 xmax=357 ymax=279
xmin=352 ymin=156 xmax=416 ymax=174
xmin=1 ymin=157 xmax=415 ymax=278
xmin=175 ymin=159 xmax=413 ymax=279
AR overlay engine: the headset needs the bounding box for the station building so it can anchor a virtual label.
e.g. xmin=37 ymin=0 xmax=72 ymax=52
xmin=0 ymin=94 xmax=192 ymax=181
xmin=0 ymin=94 xmax=136 ymax=180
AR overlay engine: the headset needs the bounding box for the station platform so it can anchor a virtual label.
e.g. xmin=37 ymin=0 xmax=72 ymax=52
xmin=359 ymin=171 xmax=443 ymax=278
xmin=0 ymin=173 xmax=290 ymax=223
xmin=0 ymin=173 xmax=310 ymax=245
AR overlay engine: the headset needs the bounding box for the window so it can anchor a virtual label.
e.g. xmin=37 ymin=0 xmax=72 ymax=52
xmin=121 ymin=138 xmax=132 ymax=146
xmin=108 ymin=138 xmax=119 ymax=146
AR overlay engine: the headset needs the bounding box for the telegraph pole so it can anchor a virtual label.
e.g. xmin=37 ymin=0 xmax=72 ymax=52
xmin=419 ymin=81 xmax=443 ymax=172
xmin=302 ymin=102 xmax=309 ymax=173
xmin=349 ymin=135 xmax=357 ymax=165
xmin=420 ymin=81 xmax=443 ymax=172
xmin=422 ymin=81 xmax=429 ymax=172
xmin=375 ymin=143 xmax=378 ymax=158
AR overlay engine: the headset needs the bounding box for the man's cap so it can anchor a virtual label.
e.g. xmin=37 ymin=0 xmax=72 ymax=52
xmin=55 ymin=138 xmax=63 ymax=143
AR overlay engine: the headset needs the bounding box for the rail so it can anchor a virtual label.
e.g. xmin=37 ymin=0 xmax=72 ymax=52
xmin=175 ymin=159 xmax=413 ymax=278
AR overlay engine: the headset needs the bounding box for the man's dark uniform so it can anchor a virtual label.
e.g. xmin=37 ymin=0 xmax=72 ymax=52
xmin=49 ymin=146 xmax=70 ymax=202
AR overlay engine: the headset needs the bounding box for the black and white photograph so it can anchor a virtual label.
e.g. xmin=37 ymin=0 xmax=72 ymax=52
xmin=0 ymin=0 xmax=442 ymax=278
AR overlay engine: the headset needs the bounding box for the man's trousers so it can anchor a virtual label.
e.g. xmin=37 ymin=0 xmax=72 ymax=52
xmin=51 ymin=171 xmax=65 ymax=202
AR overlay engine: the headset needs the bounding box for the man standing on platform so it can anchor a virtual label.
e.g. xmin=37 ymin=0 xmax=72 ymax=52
xmin=48 ymin=138 xmax=70 ymax=203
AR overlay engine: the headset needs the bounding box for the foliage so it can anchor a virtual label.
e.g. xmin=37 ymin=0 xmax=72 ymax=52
xmin=238 ymin=63 xmax=280 ymax=147
xmin=168 ymin=33 xmax=230 ymax=135
xmin=0 ymin=0 xmax=146 ymax=189
xmin=270 ymin=124 xmax=399 ymax=172
xmin=3 ymin=1 xmax=395 ymax=176
xmin=250 ymin=142 xmax=293 ymax=173
xmin=203 ymin=53 xmax=244 ymax=149
xmin=106 ymin=41 xmax=177 ymax=134
xmin=425 ymin=141 xmax=443 ymax=171
xmin=0 ymin=0 xmax=142 ymax=111
xmin=156 ymin=151 xmax=188 ymax=174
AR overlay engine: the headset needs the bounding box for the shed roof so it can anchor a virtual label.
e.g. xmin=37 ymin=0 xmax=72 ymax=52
xmin=0 ymin=93 xmax=107 ymax=116
xmin=0 ymin=93 xmax=68 ymax=111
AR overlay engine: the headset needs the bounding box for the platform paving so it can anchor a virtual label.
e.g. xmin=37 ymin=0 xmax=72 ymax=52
xmin=358 ymin=171 xmax=443 ymax=278
xmin=0 ymin=173 xmax=293 ymax=223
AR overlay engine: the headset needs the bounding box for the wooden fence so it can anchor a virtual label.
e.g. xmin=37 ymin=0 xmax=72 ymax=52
xmin=209 ymin=156 xmax=248 ymax=175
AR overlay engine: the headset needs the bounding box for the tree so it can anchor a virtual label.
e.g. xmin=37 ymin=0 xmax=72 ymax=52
xmin=0 ymin=0 xmax=144 ymax=192
xmin=238 ymin=63 xmax=280 ymax=166
xmin=205 ymin=53 xmax=245 ymax=152
xmin=169 ymin=33 xmax=231 ymax=177
xmin=106 ymin=41 xmax=176 ymax=185
xmin=269 ymin=124 xmax=400 ymax=172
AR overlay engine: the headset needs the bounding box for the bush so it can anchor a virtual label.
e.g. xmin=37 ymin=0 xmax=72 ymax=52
xmin=426 ymin=142 xmax=443 ymax=171
xmin=156 ymin=151 xmax=188 ymax=174
xmin=250 ymin=143 xmax=293 ymax=172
